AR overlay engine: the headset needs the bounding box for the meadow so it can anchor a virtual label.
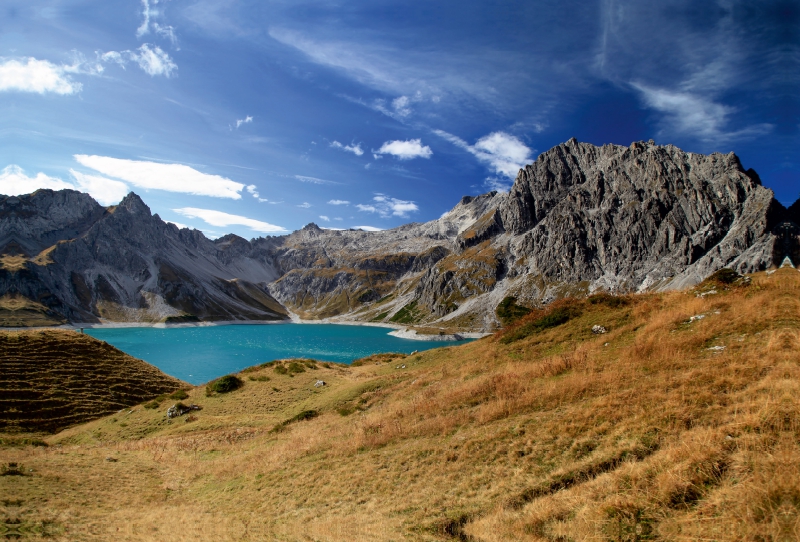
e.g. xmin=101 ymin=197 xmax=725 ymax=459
xmin=0 ymin=268 xmax=796 ymax=541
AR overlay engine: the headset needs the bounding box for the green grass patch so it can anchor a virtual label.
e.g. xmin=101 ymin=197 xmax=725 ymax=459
xmin=390 ymin=301 xmax=420 ymax=324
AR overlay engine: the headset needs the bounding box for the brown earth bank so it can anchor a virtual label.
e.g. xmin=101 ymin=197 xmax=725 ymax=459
xmin=0 ymin=330 xmax=184 ymax=434
xmin=0 ymin=268 xmax=798 ymax=540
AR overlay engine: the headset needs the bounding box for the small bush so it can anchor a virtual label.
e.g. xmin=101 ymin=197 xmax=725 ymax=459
xmin=337 ymin=406 xmax=356 ymax=416
xmin=500 ymin=303 xmax=582 ymax=344
xmin=287 ymin=362 xmax=306 ymax=374
xmin=206 ymin=375 xmax=244 ymax=395
xmin=588 ymin=293 xmax=629 ymax=308
xmin=707 ymin=268 xmax=741 ymax=285
xmin=248 ymin=375 xmax=270 ymax=382
xmin=496 ymin=296 xmax=532 ymax=325
xmin=170 ymin=389 xmax=189 ymax=400
xmin=143 ymin=400 xmax=161 ymax=410
xmin=350 ymin=358 xmax=365 ymax=367
xmin=274 ymin=364 xmax=288 ymax=375
xmin=270 ymin=409 xmax=319 ymax=433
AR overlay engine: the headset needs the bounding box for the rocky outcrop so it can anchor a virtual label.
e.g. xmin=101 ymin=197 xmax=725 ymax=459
xmin=0 ymin=140 xmax=793 ymax=330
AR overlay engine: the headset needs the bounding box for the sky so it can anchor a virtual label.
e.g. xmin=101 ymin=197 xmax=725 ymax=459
xmin=0 ymin=0 xmax=797 ymax=239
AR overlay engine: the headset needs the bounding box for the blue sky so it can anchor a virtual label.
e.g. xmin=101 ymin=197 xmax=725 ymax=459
xmin=0 ymin=0 xmax=797 ymax=239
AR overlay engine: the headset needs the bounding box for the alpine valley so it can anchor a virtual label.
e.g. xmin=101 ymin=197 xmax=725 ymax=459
xmin=1 ymin=139 xmax=797 ymax=330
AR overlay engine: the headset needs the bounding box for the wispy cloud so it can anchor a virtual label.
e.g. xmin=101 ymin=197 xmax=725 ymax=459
xmin=236 ymin=115 xmax=253 ymax=128
xmin=330 ymin=141 xmax=363 ymax=156
xmin=631 ymin=83 xmax=772 ymax=143
xmin=357 ymin=194 xmax=418 ymax=218
xmin=297 ymin=202 xmax=311 ymax=208
xmin=0 ymin=58 xmax=83 ymax=94
xmin=353 ymin=225 xmax=383 ymax=232
xmin=137 ymin=0 xmax=178 ymax=45
xmin=434 ymin=130 xmax=532 ymax=181
xmin=327 ymin=199 xmax=349 ymax=205
xmin=75 ymin=155 xmax=244 ymax=199
xmin=245 ymin=184 xmax=275 ymax=203
xmin=295 ymin=175 xmax=340 ymax=185
xmin=166 ymin=220 xmax=188 ymax=229
xmin=173 ymin=207 xmax=286 ymax=233
xmin=375 ymin=139 xmax=432 ymax=160
xmin=318 ymin=215 xmax=330 ymax=221
xmin=98 ymin=44 xmax=177 ymax=77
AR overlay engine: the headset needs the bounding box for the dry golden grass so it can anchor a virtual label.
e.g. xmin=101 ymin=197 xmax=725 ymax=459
xmin=1 ymin=269 xmax=798 ymax=541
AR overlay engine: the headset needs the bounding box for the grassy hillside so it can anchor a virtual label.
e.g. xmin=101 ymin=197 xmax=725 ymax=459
xmin=0 ymin=268 xmax=797 ymax=541
xmin=0 ymin=330 xmax=184 ymax=434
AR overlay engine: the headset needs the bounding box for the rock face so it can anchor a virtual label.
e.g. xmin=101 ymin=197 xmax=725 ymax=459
xmin=0 ymin=191 xmax=287 ymax=324
xmin=0 ymin=140 xmax=794 ymax=330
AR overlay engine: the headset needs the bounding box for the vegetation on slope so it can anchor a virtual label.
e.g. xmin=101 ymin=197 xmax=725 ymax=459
xmin=0 ymin=268 xmax=797 ymax=540
xmin=0 ymin=330 xmax=184 ymax=433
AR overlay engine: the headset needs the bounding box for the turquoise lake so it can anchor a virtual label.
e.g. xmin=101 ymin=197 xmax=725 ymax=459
xmin=85 ymin=324 xmax=469 ymax=385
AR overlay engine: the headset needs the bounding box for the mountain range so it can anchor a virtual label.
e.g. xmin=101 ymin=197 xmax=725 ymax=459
xmin=1 ymin=139 xmax=797 ymax=330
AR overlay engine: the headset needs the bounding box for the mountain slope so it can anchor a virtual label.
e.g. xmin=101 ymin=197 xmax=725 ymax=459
xmin=0 ymin=191 xmax=288 ymax=325
xmin=1 ymin=268 xmax=795 ymax=540
xmin=0 ymin=139 xmax=794 ymax=329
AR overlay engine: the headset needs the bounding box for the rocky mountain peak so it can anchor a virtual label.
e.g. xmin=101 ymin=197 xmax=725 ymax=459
xmin=117 ymin=192 xmax=151 ymax=215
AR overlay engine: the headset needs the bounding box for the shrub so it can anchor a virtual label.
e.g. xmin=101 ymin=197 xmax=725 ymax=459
xmin=287 ymin=362 xmax=306 ymax=374
xmin=496 ymin=296 xmax=532 ymax=325
xmin=588 ymin=293 xmax=629 ymax=308
xmin=248 ymin=375 xmax=270 ymax=382
xmin=707 ymin=268 xmax=741 ymax=285
xmin=274 ymin=364 xmax=288 ymax=375
xmin=206 ymin=375 xmax=243 ymax=395
xmin=143 ymin=400 xmax=161 ymax=410
xmin=500 ymin=303 xmax=582 ymax=344
xmin=169 ymin=389 xmax=189 ymax=400
xmin=270 ymin=409 xmax=319 ymax=433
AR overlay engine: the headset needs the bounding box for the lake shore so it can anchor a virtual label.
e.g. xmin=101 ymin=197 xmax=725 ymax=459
xmin=59 ymin=317 xmax=492 ymax=341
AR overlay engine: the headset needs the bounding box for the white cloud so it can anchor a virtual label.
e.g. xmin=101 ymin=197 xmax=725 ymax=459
xmin=137 ymin=0 xmax=153 ymax=37
xmin=236 ymin=116 xmax=253 ymax=128
xmin=74 ymin=155 xmax=244 ymax=199
xmin=297 ymin=202 xmax=312 ymax=208
xmin=137 ymin=0 xmax=177 ymax=45
xmin=330 ymin=141 xmax=364 ymax=156
xmin=166 ymin=220 xmax=188 ymax=229
xmin=375 ymin=139 xmax=432 ymax=160
xmin=434 ymin=130 xmax=532 ymax=180
xmin=353 ymin=226 xmax=383 ymax=232
xmin=0 ymin=58 xmax=82 ymax=94
xmin=631 ymin=83 xmax=773 ymax=143
xmin=173 ymin=207 xmax=286 ymax=234
xmin=98 ymin=44 xmax=177 ymax=77
xmin=245 ymin=183 xmax=272 ymax=203
xmin=0 ymin=165 xmax=74 ymax=194
xmin=319 ymin=215 xmax=330 ymax=222
xmin=69 ymin=169 xmax=130 ymax=206
xmin=0 ymin=165 xmax=133 ymax=205
xmin=357 ymin=194 xmax=419 ymax=218
xmin=132 ymin=44 xmax=177 ymax=77
xmin=392 ymin=95 xmax=411 ymax=117
xmin=295 ymin=175 xmax=340 ymax=185
xmin=327 ymin=199 xmax=350 ymax=205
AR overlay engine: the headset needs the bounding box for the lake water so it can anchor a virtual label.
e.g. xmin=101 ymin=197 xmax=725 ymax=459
xmin=85 ymin=324 xmax=469 ymax=385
